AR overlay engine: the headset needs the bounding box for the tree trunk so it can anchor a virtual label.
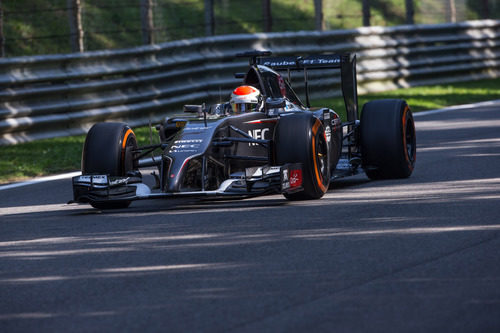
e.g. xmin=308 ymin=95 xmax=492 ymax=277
xmin=204 ymin=0 xmax=214 ymax=36
xmin=480 ymin=0 xmax=490 ymax=19
xmin=314 ymin=0 xmax=325 ymax=31
xmin=446 ymin=0 xmax=456 ymax=22
xmin=0 ymin=0 xmax=4 ymax=57
xmin=140 ymin=0 xmax=154 ymax=45
xmin=405 ymin=0 xmax=414 ymax=24
xmin=67 ymin=0 xmax=84 ymax=53
xmin=263 ymin=0 xmax=272 ymax=32
xmin=362 ymin=0 xmax=370 ymax=26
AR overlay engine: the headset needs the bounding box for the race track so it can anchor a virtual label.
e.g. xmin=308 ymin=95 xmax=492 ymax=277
xmin=1 ymin=101 xmax=500 ymax=332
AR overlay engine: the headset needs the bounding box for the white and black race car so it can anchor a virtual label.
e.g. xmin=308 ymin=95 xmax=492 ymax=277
xmin=71 ymin=51 xmax=416 ymax=209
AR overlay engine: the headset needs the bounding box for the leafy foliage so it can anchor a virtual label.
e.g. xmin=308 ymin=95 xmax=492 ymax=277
xmin=3 ymin=0 xmax=497 ymax=56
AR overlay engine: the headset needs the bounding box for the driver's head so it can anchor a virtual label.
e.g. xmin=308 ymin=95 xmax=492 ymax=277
xmin=230 ymin=85 xmax=262 ymax=114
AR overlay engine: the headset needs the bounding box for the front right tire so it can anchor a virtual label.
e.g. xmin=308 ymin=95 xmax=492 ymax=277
xmin=275 ymin=113 xmax=330 ymax=200
xmin=82 ymin=122 xmax=138 ymax=209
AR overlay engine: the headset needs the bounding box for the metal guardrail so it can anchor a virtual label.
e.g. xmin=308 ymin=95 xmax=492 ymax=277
xmin=0 ymin=20 xmax=499 ymax=145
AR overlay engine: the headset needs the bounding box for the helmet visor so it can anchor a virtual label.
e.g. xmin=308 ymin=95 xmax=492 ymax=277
xmin=231 ymin=102 xmax=258 ymax=113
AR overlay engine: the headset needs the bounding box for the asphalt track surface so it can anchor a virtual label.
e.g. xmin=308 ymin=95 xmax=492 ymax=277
xmin=1 ymin=101 xmax=500 ymax=332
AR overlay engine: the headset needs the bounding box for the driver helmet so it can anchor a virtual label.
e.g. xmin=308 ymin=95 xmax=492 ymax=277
xmin=230 ymin=85 xmax=262 ymax=113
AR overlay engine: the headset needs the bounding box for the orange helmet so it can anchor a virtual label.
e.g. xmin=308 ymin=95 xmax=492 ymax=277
xmin=230 ymin=85 xmax=262 ymax=113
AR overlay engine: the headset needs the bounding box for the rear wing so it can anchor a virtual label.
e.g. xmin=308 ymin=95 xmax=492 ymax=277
xmin=257 ymin=53 xmax=359 ymax=122
xmin=258 ymin=54 xmax=341 ymax=70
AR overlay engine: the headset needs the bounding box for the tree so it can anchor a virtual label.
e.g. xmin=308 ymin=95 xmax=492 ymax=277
xmin=0 ymin=0 xmax=4 ymax=57
xmin=466 ymin=0 xmax=491 ymax=19
xmin=140 ymin=0 xmax=154 ymax=45
xmin=67 ymin=0 xmax=84 ymax=52
xmin=405 ymin=0 xmax=414 ymax=24
xmin=447 ymin=0 xmax=457 ymax=22
xmin=480 ymin=0 xmax=490 ymax=19
xmin=314 ymin=0 xmax=325 ymax=31
xmin=362 ymin=0 xmax=370 ymax=26
xmin=263 ymin=0 xmax=272 ymax=32
xmin=204 ymin=0 xmax=214 ymax=36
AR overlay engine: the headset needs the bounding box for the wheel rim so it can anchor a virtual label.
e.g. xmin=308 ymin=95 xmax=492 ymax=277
xmin=405 ymin=116 xmax=416 ymax=165
xmin=121 ymin=129 xmax=138 ymax=175
xmin=315 ymin=130 xmax=329 ymax=187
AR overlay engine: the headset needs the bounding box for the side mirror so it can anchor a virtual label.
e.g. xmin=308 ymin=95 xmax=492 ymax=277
xmin=183 ymin=105 xmax=203 ymax=114
xmin=266 ymin=98 xmax=286 ymax=109
xmin=183 ymin=104 xmax=208 ymax=127
xmin=265 ymin=97 xmax=286 ymax=116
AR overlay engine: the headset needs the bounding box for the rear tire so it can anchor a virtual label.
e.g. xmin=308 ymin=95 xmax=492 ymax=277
xmin=275 ymin=113 xmax=330 ymax=200
xmin=82 ymin=122 xmax=138 ymax=209
xmin=360 ymin=99 xmax=416 ymax=179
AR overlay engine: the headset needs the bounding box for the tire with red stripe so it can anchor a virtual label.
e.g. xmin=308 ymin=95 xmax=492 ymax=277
xmin=82 ymin=122 xmax=138 ymax=209
xmin=360 ymin=99 xmax=416 ymax=179
xmin=275 ymin=113 xmax=330 ymax=200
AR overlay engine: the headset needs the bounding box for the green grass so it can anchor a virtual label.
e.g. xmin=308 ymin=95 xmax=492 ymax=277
xmin=0 ymin=127 xmax=156 ymax=184
xmin=0 ymin=135 xmax=85 ymax=183
xmin=1 ymin=78 xmax=499 ymax=185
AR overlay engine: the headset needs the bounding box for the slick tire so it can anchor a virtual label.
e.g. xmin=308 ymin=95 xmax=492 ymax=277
xmin=275 ymin=113 xmax=330 ymax=200
xmin=360 ymin=99 xmax=416 ymax=180
xmin=82 ymin=122 xmax=138 ymax=209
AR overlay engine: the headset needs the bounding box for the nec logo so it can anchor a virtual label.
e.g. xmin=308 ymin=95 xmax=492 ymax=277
xmin=248 ymin=128 xmax=269 ymax=146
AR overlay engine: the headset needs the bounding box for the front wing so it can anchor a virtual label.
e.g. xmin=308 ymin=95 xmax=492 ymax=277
xmin=70 ymin=163 xmax=303 ymax=205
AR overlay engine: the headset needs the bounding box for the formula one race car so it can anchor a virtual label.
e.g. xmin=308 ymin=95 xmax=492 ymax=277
xmin=71 ymin=51 xmax=416 ymax=209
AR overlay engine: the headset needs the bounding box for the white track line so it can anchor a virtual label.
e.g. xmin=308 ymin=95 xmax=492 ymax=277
xmin=0 ymin=171 xmax=81 ymax=191
xmin=1 ymin=100 xmax=499 ymax=192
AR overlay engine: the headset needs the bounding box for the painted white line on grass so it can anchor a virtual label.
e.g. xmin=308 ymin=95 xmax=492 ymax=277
xmin=0 ymin=171 xmax=81 ymax=191
xmin=413 ymin=99 xmax=500 ymax=117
